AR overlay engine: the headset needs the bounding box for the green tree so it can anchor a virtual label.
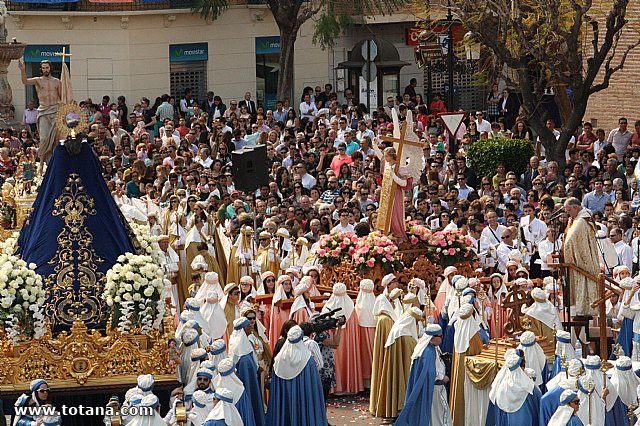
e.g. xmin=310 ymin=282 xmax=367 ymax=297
xmin=443 ymin=0 xmax=640 ymax=168
xmin=192 ymin=0 xmax=410 ymax=102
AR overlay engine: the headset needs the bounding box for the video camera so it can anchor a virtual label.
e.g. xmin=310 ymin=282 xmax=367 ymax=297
xmin=311 ymin=307 xmax=346 ymax=334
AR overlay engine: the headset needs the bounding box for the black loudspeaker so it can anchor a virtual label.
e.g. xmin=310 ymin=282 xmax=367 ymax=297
xmin=231 ymin=144 xmax=268 ymax=192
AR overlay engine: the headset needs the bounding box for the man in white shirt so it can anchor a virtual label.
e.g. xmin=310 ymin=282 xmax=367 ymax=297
xmin=607 ymin=117 xmax=632 ymax=159
xmin=468 ymin=220 xmax=495 ymax=270
xmin=454 ymin=173 xmax=475 ymax=200
xmin=521 ymin=203 xmax=548 ymax=278
xmin=272 ymin=100 xmax=288 ymax=123
xmin=496 ymin=226 xmax=519 ymax=273
xmin=538 ymin=227 xmax=561 ymax=278
xmin=331 ymin=209 xmax=355 ymax=234
xmin=482 ymin=210 xmax=505 ymax=246
xmin=22 ymin=101 xmax=38 ymax=132
xmin=293 ymin=162 xmax=316 ymax=190
xmin=357 ymin=120 xmax=375 ymax=142
xmin=299 ymin=93 xmax=318 ymax=119
xmin=300 ymin=323 xmax=324 ymax=370
xmin=198 ymin=147 xmax=213 ymax=169
xmin=336 ymin=117 xmax=349 ymax=141
xmin=611 ymin=227 xmax=633 ymax=271
xmin=161 ymin=123 xmax=181 ymax=146
xmin=474 ymin=111 xmax=492 ymax=133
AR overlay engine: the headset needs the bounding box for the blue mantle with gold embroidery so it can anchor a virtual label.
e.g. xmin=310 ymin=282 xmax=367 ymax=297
xmin=17 ymin=142 xmax=136 ymax=331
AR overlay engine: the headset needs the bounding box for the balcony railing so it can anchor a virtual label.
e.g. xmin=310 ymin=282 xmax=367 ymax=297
xmin=6 ymin=0 xmax=266 ymax=12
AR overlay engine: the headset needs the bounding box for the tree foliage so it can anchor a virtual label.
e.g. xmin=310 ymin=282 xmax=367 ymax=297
xmin=438 ymin=0 xmax=640 ymax=168
xmin=467 ymin=138 xmax=535 ymax=180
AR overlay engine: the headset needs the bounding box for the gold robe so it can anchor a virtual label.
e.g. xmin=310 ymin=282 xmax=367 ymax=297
xmin=227 ymin=246 xmax=259 ymax=287
xmin=223 ymin=300 xmax=239 ymax=337
xmin=525 ymin=316 xmax=555 ymax=344
xmin=369 ymin=313 xmax=394 ymax=416
xmin=256 ymin=246 xmax=279 ymax=277
xmin=450 ymin=332 xmax=483 ymax=426
xmin=370 ymin=335 xmax=416 ymax=418
xmin=185 ymin=226 xmax=225 ymax=297
xmin=209 ymin=222 xmax=228 ymax=285
xmin=563 ymin=214 xmax=599 ymax=315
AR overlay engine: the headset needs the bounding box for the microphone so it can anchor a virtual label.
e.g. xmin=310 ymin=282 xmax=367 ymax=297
xmin=546 ymin=207 xmax=565 ymax=222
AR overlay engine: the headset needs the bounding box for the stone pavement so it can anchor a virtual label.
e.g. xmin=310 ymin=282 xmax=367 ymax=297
xmin=326 ymin=394 xmax=388 ymax=425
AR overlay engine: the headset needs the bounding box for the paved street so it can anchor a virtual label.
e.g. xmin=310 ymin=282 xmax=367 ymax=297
xmin=327 ymin=394 xmax=387 ymax=425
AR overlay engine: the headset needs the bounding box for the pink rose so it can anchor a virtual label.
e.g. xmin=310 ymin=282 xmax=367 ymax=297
xmin=448 ymin=248 xmax=456 ymax=255
xmin=331 ymin=250 xmax=340 ymax=257
xmin=318 ymin=249 xmax=326 ymax=256
xmin=339 ymin=242 xmax=346 ymax=249
xmin=348 ymin=248 xmax=355 ymax=256
xmin=411 ymin=237 xmax=419 ymax=245
xmin=367 ymin=259 xmax=375 ymax=267
xmin=377 ymin=247 xmax=385 ymax=254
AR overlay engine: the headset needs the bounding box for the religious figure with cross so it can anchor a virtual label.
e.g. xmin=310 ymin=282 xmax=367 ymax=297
xmin=18 ymin=47 xmax=73 ymax=173
xmin=374 ymin=109 xmax=424 ymax=241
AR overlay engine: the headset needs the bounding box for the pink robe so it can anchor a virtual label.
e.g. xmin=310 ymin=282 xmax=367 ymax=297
xmin=268 ymin=304 xmax=290 ymax=351
xmin=381 ymin=161 xmax=413 ymax=241
xmin=333 ymin=310 xmax=365 ymax=395
xmin=433 ymin=292 xmax=447 ymax=319
xmin=488 ymin=295 xmax=509 ymax=338
xmin=259 ymin=301 xmax=272 ymax=334
xmin=359 ymin=326 xmax=375 ymax=386
xmin=391 ymin=177 xmax=413 ymax=240
xmin=291 ymin=308 xmax=310 ymax=325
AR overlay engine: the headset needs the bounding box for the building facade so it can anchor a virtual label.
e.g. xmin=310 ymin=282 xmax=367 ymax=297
xmin=5 ymin=1 xmax=331 ymax=113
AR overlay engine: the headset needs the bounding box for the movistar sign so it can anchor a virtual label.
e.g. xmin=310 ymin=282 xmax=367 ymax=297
xmin=255 ymin=36 xmax=280 ymax=55
xmin=24 ymin=44 xmax=70 ymax=63
xmin=169 ymin=42 xmax=208 ymax=62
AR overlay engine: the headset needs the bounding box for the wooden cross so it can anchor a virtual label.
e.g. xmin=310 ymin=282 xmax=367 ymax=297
xmin=375 ymin=116 xmax=423 ymax=235
xmin=379 ymin=121 xmax=423 ymax=174
xmin=501 ymin=287 xmax=533 ymax=335
xmin=54 ymin=47 xmax=72 ymax=65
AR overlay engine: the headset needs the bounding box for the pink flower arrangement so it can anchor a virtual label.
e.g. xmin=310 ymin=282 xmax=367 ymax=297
xmin=405 ymin=221 xmax=433 ymax=248
xmin=426 ymin=229 xmax=473 ymax=267
xmin=352 ymin=232 xmax=403 ymax=273
xmin=317 ymin=232 xmax=358 ymax=266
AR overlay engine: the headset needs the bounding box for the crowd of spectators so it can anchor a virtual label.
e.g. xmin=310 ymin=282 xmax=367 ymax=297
xmin=3 ymin=83 xmax=640 ymax=277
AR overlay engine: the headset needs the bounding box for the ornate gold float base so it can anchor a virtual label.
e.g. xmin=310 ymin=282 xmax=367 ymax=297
xmin=0 ymin=317 xmax=176 ymax=396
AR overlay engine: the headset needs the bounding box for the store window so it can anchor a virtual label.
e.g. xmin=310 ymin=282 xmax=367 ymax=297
xmin=23 ymin=44 xmax=70 ymax=106
xmin=169 ymin=42 xmax=208 ymax=105
xmin=255 ymin=36 xmax=280 ymax=110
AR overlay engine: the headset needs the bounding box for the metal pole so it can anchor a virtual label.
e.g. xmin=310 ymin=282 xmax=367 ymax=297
xmin=367 ymin=40 xmax=371 ymax=113
xmin=447 ymin=0 xmax=455 ymax=111
xmin=598 ymin=273 xmax=608 ymax=360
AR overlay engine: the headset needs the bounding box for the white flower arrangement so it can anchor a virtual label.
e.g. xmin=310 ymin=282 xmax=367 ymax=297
xmin=129 ymin=222 xmax=165 ymax=267
xmin=103 ymin=252 xmax=167 ymax=335
xmin=0 ymin=234 xmax=47 ymax=343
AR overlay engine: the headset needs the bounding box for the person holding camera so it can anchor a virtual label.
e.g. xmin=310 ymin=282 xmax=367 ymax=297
xmin=322 ymin=282 xmax=364 ymax=395
xmin=299 ymin=317 xmax=343 ymax=406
